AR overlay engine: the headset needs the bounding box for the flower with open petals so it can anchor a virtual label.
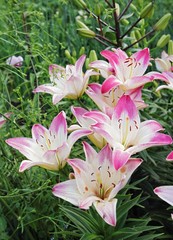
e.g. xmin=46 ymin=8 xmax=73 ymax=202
xmin=53 ymin=142 xmax=142 ymax=226
xmin=90 ymin=48 xmax=153 ymax=93
xmin=69 ymin=106 xmax=108 ymax=148
xmin=6 ymin=111 xmax=91 ymax=172
xmin=154 ymin=186 xmax=173 ymax=219
xmin=33 ymin=55 xmax=97 ymax=104
xmin=86 ymin=95 xmax=172 ymax=170
xmin=0 ymin=113 xmax=12 ymax=128
xmin=154 ymin=51 xmax=173 ymax=91
xmin=6 ymin=56 xmax=23 ymax=67
xmin=86 ymin=83 xmax=147 ymax=117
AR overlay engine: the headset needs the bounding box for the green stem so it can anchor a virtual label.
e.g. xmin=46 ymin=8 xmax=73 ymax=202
xmin=118 ymin=0 xmax=133 ymax=20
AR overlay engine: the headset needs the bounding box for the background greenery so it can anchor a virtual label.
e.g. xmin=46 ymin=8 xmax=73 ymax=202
xmin=0 ymin=0 xmax=173 ymax=239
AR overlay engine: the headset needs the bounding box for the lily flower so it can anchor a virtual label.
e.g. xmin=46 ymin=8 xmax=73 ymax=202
xmin=86 ymin=95 xmax=172 ymax=170
xmin=86 ymin=83 xmax=147 ymax=117
xmin=53 ymin=142 xmax=142 ymax=226
xmin=0 ymin=112 xmax=12 ymax=128
xmin=154 ymin=51 xmax=173 ymax=91
xmin=69 ymin=106 xmax=108 ymax=149
xmin=154 ymin=186 xmax=173 ymax=219
xmin=90 ymin=48 xmax=153 ymax=93
xmin=6 ymin=111 xmax=91 ymax=172
xmin=33 ymin=55 xmax=97 ymax=104
xmin=6 ymin=56 xmax=23 ymax=67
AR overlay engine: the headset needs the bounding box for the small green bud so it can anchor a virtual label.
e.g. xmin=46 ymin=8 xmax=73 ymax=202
xmin=130 ymin=31 xmax=138 ymax=47
xmin=65 ymin=50 xmax=71 ymax=60
xmin=72 ymin=49 xmax=77 ymax=57
xmin=77 ymin=28 xmax=96 ymax=38
xmin=140 ymin=3 xmax=154 ymax=19
xmin=168 ymin=40 xmax=173 ymax=55
xmin=94 ymin=4 xmax=101 ymax=16
xmin=79 ymin=46 xmax=85 ymax=56
xmin=85 ymin=57 xmax=90 ymax=69
xmin=120 ymin=19 xmax=129 ymax=25
xmin=157 ymin=34 xmax=170 ymax=48
xmin=89 ymin=50 xmax=98 ymax=63
xmin=130 ymin=3 xmax=137 ymax=12
xmin=134 ymin=30 xmax=142 ymax=41
xmin=76 ymin=19 xmax=89 ymax=29
xmin=154 ymin=13 xmax=172 ymax=31
xmin=72 ymin=0 xmax=87 ymax=10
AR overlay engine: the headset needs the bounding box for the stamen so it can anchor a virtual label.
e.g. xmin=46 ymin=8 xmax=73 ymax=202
xmin=40 ymin=135 xmax=44 ymax=138
xmin=98 ymin=166 xmax=102 ymax=171
xmin=107 ymin=170 xmax=111 ymax=178
xmin=85 ymin=186 xmax=88 ymax=191
xmin=112 ymin=183 xmax=116 ymax=187
xmin=134 ymin=120 xmax=139 ymax=129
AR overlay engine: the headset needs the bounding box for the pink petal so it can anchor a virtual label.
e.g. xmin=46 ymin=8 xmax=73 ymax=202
xmin=114 ymin=95 xmax=138 ymax=120
xmin=125 ymin=75 xmax=153 ymax=89
xmin=98 ymin=144 xmax=112 ymax=166
xmin=132 ymin=48 xmax=150 ymax=76
xmin=101 ymin=76 xmax=121 ymax=93
xmin=166 ymin=151 xmax=173 ymax=161
xmin=52 ymin=180 xmax=83 ymax=206
xmin=49 ymin=111 xmax=67 ymax=144
xmin=112 ymin=149 xmax=131 ymax=170
xmin=94 ymin=199 xmax=117 ymax=226
xmin=19 ymin=159 xmax=58 ymax=172
xmin=33 ymin=84 xmax=59 ymax=94
xmin=52 ymin=93 xmax=66 ymax=104
xmin=84 ymin=110 xmax=110 ymax=124
xmin=67 ymin=129 xmax=92 ymax=148
xmin=32 ymin=124 xmax=48 ymax=140
xmin=75 ymin=55 xmax=86 ymax=73
xmin=82 ymin=141 xmax=97 ymax=164
xmin=154 ymin=186 xmax=173 ymax=206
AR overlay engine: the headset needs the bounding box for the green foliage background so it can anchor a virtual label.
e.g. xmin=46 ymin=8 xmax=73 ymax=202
xmin=0 ymin=0 xmax=173 ymax=239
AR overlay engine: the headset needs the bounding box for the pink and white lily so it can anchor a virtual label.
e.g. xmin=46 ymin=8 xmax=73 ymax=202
xmin=33 ymin=55 xmax=97 ymax=104
xmin=6 ymin=111 xmax=91 ymax=172
xmin=86 ymin=83 xmax=147 ymax=117
xmin=6 ymin=56 xmax=23 ymax=67
xmin=86 ymin=95 xmax=172 ymax=170
xmin=69 ymin=106 xmax=108 ymax=148
xmin=53 ymin=142 xmax=142 ymax=226
xmin=154 ymin=186 xmax=173 ymax=219
xmin=0 ymin=112 xmax=12 ymax=128
xmin=90 ymin=48 xmax=153 ymax=93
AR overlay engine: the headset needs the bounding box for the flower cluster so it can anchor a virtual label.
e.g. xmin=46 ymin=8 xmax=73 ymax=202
xmin=5 ymin=48 xmax=173 ymax=225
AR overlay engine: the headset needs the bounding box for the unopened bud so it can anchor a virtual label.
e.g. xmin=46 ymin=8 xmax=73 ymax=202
xmin=85 ymin=57 xmax=90 ymax=69
xmin=76 ymin=19 xmax=88 ymax=29
xmin=89 ymin=50 xmax=97 ymax=63
xmin=72 ymin=0 xmax=87 ymax=10
xmin=168 ymin=40 xmax=173 ymax=55
xmin=72 ymin=49 xmax=77 ymax=57
xmin=130 ymin=3 xmax=137 ymax=12
xmin=154 ymin=13 xmax=171 ymax=31
xmin=115 ymin=3 xmax=120 ymax=17
xmin=77 ymin=28 xmax=96 ymax=38
xmin=121 ymin=19 xmax=129 ymax=25
xmin=94 ymin=4 xmax=101 ymax=16
xmin=65 ymin=50 xmax=71 ymax=60
xmin=79 ymin=46 xmax=85 ymax=56
xmin=157 ymin=34 xmax=170 ymax=48
xmin=134 ymin=30 xmax=142 ymax=40
xmin=130 ymin=31 xmax=138 ymax=47
xmin=140 ymin=3 xmax=154 ymax=19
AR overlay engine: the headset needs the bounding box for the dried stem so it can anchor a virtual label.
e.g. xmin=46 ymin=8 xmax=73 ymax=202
xmin=94 ymin=36 xmax=110 ymax=47
xmin=96 ymin=34 xmax=117 ymax=46
xmin=104 ymin=0 xmax=113 ymax=8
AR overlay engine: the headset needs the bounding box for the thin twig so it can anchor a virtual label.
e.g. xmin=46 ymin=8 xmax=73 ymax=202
xmin=112 ymin=0 xmax=122 ymax=47
xmin=118 ymin=0 xmax=133 ymax=20
xmin=96 ymin=34 xmax=117 ymax=46
xmin=85 ymin=8 xmax=116 ymax=32
xmin=104 ymin=0 xmax=113 ymax=8
xmin=94 ymin=37 xmax=110 ymax=47
xmin=98 ymin=16 xmax=103 ymax=36
xmin=123 ymin=29 xmax=155 ymax=51
xmin=120 ymin=17 xmax=141 ymax=39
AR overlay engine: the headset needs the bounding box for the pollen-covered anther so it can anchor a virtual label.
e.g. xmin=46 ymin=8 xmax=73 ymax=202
xmin=107 ymin=170 xmax=111 ymax=177
xmin=134 ymin=120 xmax=139 ymax=129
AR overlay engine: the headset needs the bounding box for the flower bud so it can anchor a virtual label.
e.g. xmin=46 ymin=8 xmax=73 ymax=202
xmin=65 ymin=50 xmax=71 ymax=60
xmin=94 ymin=4 xmax=101 ymax=16
xmin=121 ymin=19 xmax=129 ymax=25
xmin=134 ymin=30 xmax=142 ymax=40
xmin=76 ymin=19 xmax=88 ymax=29
xmin=72 ymin=0 xmax=87 ymax=10
xmin=154 ymin=13 xmax=171 ymax=31
xmin=85 ymin=57 xmax=90 ymax=69
xmin=77 ymin=28 xmax=96 ymax=38
xmin=130 ymin=31 xmax=138 ymax=47
xmin=115 ymin=3 xmax=120 ymax=17
xmin=168 ymin=40 xmax=173 ymax=55
xmin=157 ymin=34 xmax=170 ymax=48
xmin=79 ymin=46 xmax=85 ymax=56
xmin=140 ymin=3 xmax=154 ymax=19
xmin=89 ymin=50 xmax=97 ymax=63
